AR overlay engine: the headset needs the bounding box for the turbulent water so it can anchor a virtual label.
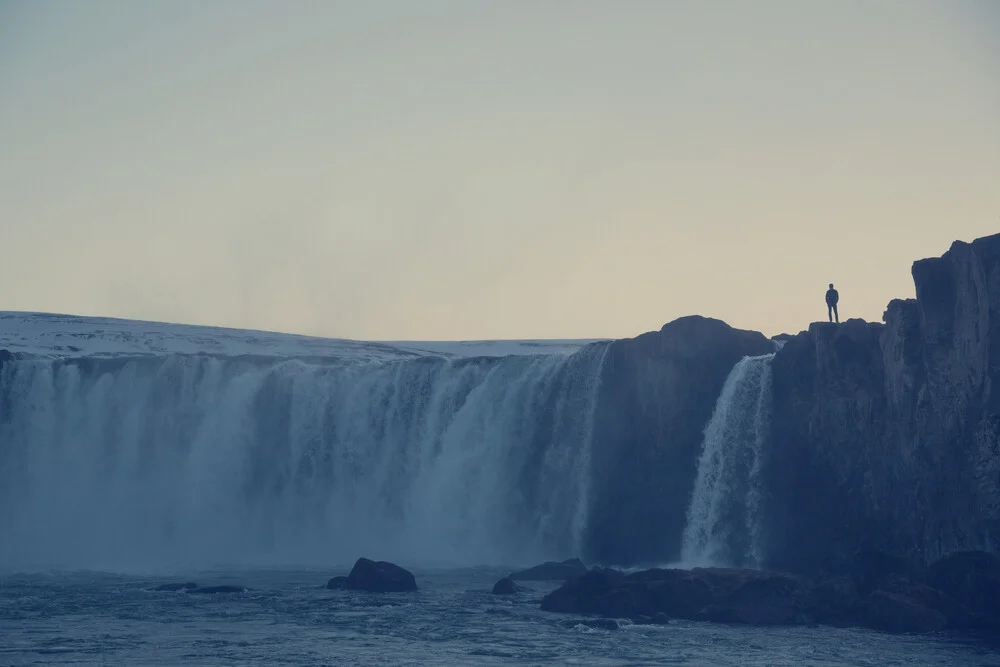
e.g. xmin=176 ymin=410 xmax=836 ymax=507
xmin=681 ymin=354 xmax=774 ymax=568
xmin=0 ymin=344 xmax=609 ymax=571
xmin=3 ymin=568 xmax=999 ymax=667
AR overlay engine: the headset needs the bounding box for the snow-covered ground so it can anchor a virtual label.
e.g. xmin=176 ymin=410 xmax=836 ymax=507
xmin=0 ymin=312 xmax=601 ymax=361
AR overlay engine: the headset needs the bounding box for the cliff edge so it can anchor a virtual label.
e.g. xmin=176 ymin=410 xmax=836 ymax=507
xmin=764 ymin=233 xmax=1000 ymax=573
xmin=586 ymin=316 xmax=774 ymax=564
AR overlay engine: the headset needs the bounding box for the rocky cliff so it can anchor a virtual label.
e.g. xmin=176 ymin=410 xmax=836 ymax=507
xmin=585 ymin=316 xmax=774 ymax=565
xmin=763 ymin=232 xmax=1000 ymax=573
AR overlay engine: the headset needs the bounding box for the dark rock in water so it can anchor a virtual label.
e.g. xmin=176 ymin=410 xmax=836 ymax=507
xmin=331 ymin=558 xmax=417 ymax=593
xmin=693 ymin=571 xmax=806 ymax=626
xmin=508 ymin=558 xmax=587 ymax=581
xmin=538 ymin=556 xmax=1000 ymax=635
xmin=154 ymin=582 xmax=199 ymax=592
xmin=863 ymin=590 xmax=947 ymax=633
xmin=540 ymin=568 xmax=626 ymax=615
xmin=540 ymin=565 xmax=971 ymax=634
xmin=491 ymin=577 xmax=523 ymax=595
xmin=189 ymin=585 xmax=247 ymax=594
xmin=544 ymin=567 xmax=806 ymax=625
xmin=585 ymin=316 xmax=775 ymax=565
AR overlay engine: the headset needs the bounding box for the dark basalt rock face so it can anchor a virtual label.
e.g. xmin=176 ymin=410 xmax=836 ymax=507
xmin=327 ymin=558 xmax=417 ymax=593
xmin=762 ymin=233 xmax=1000 ymax=573
xmin=542 ymin=567 xmax=799 ymax=625
xmin=508 ymin=558 xmax=587 ymax=581
xmin=764 ymin=318 xmax=889 ymax=573
xmin=585 ymin=316 xmax=775 ymax=565
xmin=541 ymin=551 xmax=1000 ymax=634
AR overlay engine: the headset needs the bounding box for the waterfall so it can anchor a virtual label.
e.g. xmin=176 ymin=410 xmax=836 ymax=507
xmin=680 ymin=353 xmax=774 ymax=568
xmin=0 ymin=343 xmax=609 ymax=571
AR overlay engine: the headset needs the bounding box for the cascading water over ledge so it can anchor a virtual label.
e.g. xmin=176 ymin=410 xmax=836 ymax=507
xmin=0 ymin=311 xmax=779 ymax=572
xmin=0 ymin=344 xmax=609 ymax=571
xmin=680 ymin=353 xmax=774 ymax=568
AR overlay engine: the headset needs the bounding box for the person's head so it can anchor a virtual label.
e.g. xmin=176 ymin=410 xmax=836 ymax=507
xmin=829 ymin=283 xmax=834 ymax=289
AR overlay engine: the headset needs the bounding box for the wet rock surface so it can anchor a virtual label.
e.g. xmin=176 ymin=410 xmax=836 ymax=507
xmin=542 ymin=552 xmax=1000 ymax=634
xmin=327 ymin=558 xmax=417 ymax=593
xmin=508 ymin=558 xmax=588 ymax=581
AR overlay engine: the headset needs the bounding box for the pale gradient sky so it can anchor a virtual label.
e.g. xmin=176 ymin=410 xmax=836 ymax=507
xmin=2 ymin=1 xmax=998 ymax=340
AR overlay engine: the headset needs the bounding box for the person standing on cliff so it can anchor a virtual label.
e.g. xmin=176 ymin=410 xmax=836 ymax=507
xmin=826 ymin=283 xmax=840 ymax=323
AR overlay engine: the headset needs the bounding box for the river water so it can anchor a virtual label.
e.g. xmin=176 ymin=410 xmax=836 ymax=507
xmin=2 ymin=567 xmax=999 ymax=666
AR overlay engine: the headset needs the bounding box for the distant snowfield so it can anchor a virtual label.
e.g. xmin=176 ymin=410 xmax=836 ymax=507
xmin=0 ymin=312 xmax=602 ymax=361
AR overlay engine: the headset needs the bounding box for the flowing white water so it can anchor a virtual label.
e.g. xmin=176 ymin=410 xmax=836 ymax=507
xmin=680 ymin=353 xmax=774 ymax=568
xmin=0 ymin=344 xmax=609 ymax=571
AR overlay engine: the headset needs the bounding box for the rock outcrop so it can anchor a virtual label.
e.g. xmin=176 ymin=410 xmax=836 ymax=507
xmin=586 ymin=316 xmax=775 ymax=565
xmin=326 ymin=558 xmax=417 ymax=593
xmin=491 ymin=577 xmax=523 ymax=595
xmin=541 ymin=551 xmax=1000 ymax=634
xmin=541 ymin=567 xmax=803 ymax=625
xmin=762 ymin=233 xmax=1000 ymax=573
xmin=508 ymin=558 xmax=587 ymax=581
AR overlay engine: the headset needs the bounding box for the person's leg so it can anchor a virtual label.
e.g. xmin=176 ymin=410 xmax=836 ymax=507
xmin=828 ymin=304 xmax=833 ymax=322
xmin=834 ymin=304 xmax=839 ymax=323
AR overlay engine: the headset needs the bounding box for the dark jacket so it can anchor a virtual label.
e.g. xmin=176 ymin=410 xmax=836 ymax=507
xmin=826 ymin=288 xmax=839 ymax=306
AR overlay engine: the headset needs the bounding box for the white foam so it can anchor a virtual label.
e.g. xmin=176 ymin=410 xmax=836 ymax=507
xmin=680 ymin=353 xmax=774 ymax=568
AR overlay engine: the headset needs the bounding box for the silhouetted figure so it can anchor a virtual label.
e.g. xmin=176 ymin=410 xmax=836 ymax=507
xmin=826 ymin=283 xmax=839 ymax=323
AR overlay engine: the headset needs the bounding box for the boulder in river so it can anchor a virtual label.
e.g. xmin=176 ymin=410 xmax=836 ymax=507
xmin=541 ymin=555 xmax=1000 ymax=634
xmin=508 ymin=558 xmax=588 ymax=581
xmin=491 ymin=577 xmax=523 ymax=595
xmin=328 ymin=558 xmax=417 ymax=593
